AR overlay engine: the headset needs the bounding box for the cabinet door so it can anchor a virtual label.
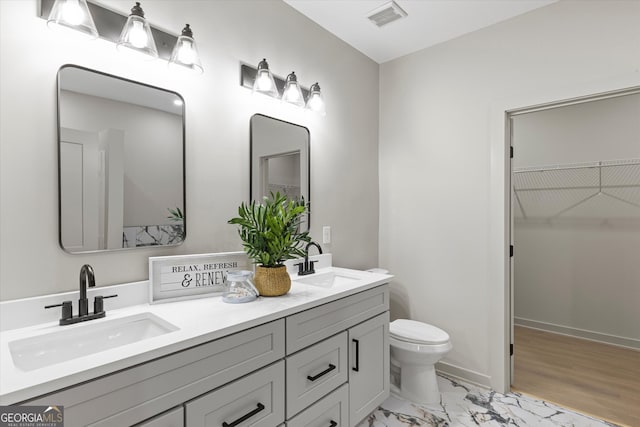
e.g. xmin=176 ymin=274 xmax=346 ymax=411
xmin=348 ymin=312 xmax=389 ymax=427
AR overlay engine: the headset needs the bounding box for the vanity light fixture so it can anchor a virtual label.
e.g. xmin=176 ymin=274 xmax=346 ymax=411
xmin=252 ymin=59 xmax=279 ymax=98
xmin=168 ymin=24 xmax=204 ymax=74
xmin=46 ymin=0 xmax=98 ymax=39
xmin=240 ymin=61 xmax=326 ymax=115
xmin=305 ymin=82 xmax=326 ymax=116
xmin=40 ymin=0 xmax=204 ymax=72
xmin=282 ymin=72 xmax=305 ymax=107
xmin=116 ymin=2 xmax=158 ymax=59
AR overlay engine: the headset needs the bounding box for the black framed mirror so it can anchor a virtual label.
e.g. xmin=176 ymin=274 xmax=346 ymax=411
xmin=57 ymin=65 xmax=185 ymax=253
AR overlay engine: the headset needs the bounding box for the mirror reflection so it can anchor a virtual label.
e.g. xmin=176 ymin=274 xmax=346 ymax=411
xmin=57 ymin=65 xmax=185 ymax=253
xmin=250 ymin=114 xmax=310 ymax=226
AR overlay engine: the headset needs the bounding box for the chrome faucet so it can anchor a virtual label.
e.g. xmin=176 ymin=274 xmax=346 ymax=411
xmin=45 ymin=264 xmax=118 ymax=325
xmin=79 ymin=264 xmax=96 ymax=317
xmin=295 ymin=241 xmax=323 ymax=276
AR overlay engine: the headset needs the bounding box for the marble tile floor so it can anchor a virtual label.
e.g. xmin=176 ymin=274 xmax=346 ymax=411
xmin=359 ymin=374 xmax=619 ymax=427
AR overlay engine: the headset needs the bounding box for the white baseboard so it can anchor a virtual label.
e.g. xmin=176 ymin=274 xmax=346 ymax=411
xmin=435 ymin=361 xmax=491 ymax=389
xmin=514 ymin=317 xmax=640 ymax=350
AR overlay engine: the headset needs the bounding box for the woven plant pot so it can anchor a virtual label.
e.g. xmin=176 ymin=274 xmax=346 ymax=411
xmin=254 ymin=265 xmax=291 ymax=296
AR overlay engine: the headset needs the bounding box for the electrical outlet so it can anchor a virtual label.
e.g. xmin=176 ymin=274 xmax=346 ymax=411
xmin=322 ymin=226 xmax=331 ymax=244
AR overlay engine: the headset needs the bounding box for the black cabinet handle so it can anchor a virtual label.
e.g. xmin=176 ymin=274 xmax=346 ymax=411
xmin=329 ymin=421 xmax=337 ymax=427
xmin=222 ymin=403 xmax=265 ymax=427
xmin=307 ymin=363 xmax=336 ymax=381
xmin=352 ymin=339 xmax=360 ymax=372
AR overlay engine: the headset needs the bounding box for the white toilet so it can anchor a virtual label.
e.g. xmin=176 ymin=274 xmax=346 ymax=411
xmin=389 ymin=319 xmax=452 ymax=405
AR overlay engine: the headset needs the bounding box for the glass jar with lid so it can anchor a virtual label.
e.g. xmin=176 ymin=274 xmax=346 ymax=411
xmin=222 ymin=270 xmax=259 ymax=303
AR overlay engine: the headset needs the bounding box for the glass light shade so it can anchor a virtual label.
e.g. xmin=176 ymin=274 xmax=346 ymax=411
xmin=169 ymin=24 xmax=203 ymax=74
xmin=252 ymin=59 xmax=278 ymax=98
xmin=281 ymin=72 xmax=305 ymax=107
xmin=47 ymin=0 xmax=98 ymax=39
xmin=305 ymin=82 xmax=326 ymax=115
xmin=116 ymin=3 xmax=158 ymax=60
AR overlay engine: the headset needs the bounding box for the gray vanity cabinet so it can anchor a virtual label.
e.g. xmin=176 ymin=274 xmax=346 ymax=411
xmin=348 ymin=312 xmax=390 ymax=426
xmin=20 ymin=285 xmax=389 ymax=427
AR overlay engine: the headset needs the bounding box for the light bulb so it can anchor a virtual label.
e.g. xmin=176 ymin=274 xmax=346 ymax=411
xmin=117 ymin=3 xmax=158 ymax=59
xmin=256 ymin=71 xmax=273 ymax=91
xmin=129 ymin=20 xmax=148 ymax=48
xmin=251 ymin=59 xmax=278 ymax=97
xmin=305 ymin=82 xmax=326 ymax=115
xmin=176 ymin=40 xmax=195 ymax=65
xmin=168 ymin=24 xmax=203 ymax=73
xmin=307 ymin=94 xmax=323 ymax=110
xmin=61 ymin=0 xmax=84 ymax=25
xmin=46 ymin=0 xmax=98 ymax=39
xmin=283 ymin=86 xmax=300 ymax=102
xmin=281 ymin=72 xmax=305 ymax=107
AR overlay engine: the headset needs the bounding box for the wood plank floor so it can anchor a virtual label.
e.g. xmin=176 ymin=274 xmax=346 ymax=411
xmin=512 ymin=326 xmax=640 ymax=427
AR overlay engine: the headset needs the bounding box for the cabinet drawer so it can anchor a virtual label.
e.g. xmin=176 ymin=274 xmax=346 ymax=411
xmin=135 ymin=406 xmax=183 ymax=427
xmin=286 ymin=285 xmax=388 ymax=354
xmin=24 ymin=320 xmax=284 ymax=427
xmin=185 ymin=361 xmax=285 ymax=427
xmin=287 ymin=384 xmax=348 ymax=427
xmin=286 ymin=332 xmax=347 ymax=417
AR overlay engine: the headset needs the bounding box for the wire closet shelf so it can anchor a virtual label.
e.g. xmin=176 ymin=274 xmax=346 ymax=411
xmin=513 ymin=159 xmax=640 ymax=223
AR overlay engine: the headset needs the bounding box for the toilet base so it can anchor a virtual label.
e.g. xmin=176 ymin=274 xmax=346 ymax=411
xmin=398 ymin=363 xmax=441 ymax=405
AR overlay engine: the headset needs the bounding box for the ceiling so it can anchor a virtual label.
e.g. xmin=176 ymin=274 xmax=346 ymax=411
xmin=284 ymin=0 xmax=557 ymax=64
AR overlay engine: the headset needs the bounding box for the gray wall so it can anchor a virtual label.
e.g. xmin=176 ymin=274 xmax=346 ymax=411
xmin=513 ymin=94 xmax=640 ymax=347
xmin=0 ymin=0 xmax=379 ymax=300
xmin=379 ymin=0 xmax=640 ymax=387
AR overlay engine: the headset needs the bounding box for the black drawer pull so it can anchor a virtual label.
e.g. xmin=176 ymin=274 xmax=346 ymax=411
xmin=307 ymin=363 xmax=336 ymax=381
xmin=352 ymin=339 xmax=360 ymax=372
xmin=222 ymin=402 xmax=265 ymax=427
xmin=329 ymin=421 xmax=338 ymax=427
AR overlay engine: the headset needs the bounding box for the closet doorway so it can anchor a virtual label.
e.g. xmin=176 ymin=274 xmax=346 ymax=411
xmin=509 ymin=90 xmax=640 ymax=426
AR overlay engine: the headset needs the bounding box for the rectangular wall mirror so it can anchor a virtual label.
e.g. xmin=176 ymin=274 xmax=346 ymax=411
xmin=250 ymin=114 xmax=310 ymax=227
xmin=57 ymin=65 xmax=185 ymax=253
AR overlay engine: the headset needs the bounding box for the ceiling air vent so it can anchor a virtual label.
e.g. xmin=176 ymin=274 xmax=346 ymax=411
xmin=367 ymin=1 xmax=408 ymax=28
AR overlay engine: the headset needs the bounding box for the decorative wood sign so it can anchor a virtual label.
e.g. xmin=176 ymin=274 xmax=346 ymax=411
xmin=149 ymin=251 xmax=250 ymax=303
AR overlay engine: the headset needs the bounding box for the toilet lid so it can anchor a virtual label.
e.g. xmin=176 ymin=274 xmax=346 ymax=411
xmin=390 ymin=319 xmax=450 ymax=344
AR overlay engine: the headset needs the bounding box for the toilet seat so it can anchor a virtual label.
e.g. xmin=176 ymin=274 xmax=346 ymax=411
xmin=390 ymin=319 xmax=450 ymax=345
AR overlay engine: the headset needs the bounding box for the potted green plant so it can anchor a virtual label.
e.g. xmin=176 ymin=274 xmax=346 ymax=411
xmin=228 ymin=192 xmax=310 ymax=296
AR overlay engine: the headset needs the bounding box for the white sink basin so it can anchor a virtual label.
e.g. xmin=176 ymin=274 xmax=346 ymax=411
xmin=294 ymin=270 xmax=361 ymax=288
xmin=9 ymin=312 xmax=179 ymax=371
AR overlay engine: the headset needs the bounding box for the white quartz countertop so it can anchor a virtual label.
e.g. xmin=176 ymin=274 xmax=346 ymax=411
xmin=0 ymin=266 xmax=392 ymax=405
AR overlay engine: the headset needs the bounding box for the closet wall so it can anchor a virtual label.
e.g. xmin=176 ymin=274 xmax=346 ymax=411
xmin=513 ymin=93 xmax=640 ymax=349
